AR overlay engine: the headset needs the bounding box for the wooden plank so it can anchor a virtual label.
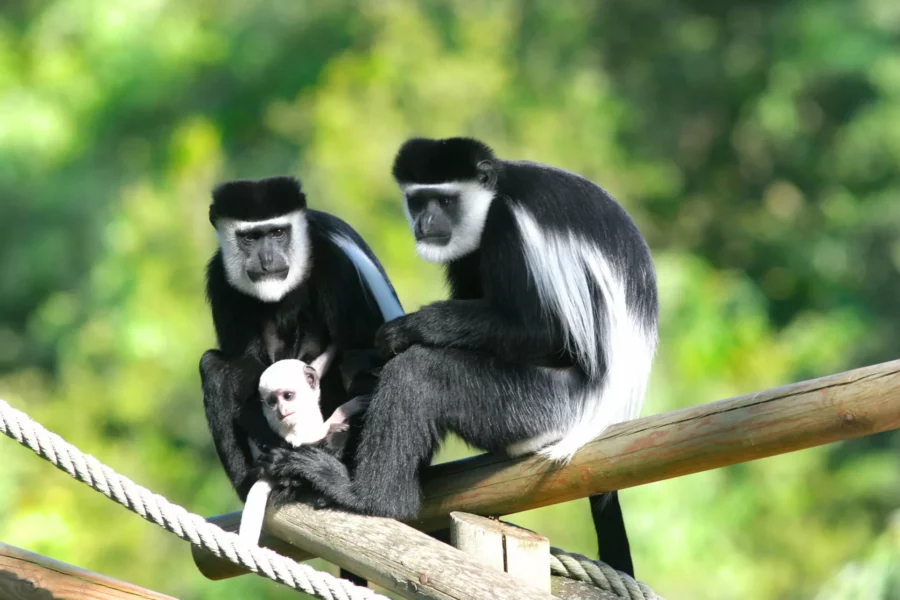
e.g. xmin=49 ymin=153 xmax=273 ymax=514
xmin=264 ymin=501 xmax=557 ymax=600
xmin=0 ymin=542 xmax=176 ymax=600
xmin=193 ymin=359 xmax=900 ymax=580
xmin=449 ymin=512 xmax=550 ymax=593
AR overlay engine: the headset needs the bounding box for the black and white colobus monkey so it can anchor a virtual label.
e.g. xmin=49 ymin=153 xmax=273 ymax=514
xmin=199 ymin=176 xmax=404 ymax=504
xmin=258 ymin=138 xmax=658 ymax=576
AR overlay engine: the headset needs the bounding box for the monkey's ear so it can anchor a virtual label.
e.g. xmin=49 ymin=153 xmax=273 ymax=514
xmin=476 ymin=160 xmax=497 ymax=189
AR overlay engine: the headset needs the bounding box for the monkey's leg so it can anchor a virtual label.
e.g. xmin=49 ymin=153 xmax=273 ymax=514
xmin=353 ymin=345 xmax=576 ymax=518
xmin=200 ymin=350 xmax=263 ymax=501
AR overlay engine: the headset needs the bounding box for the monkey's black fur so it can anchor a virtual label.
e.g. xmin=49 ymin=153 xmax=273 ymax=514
xmin=258 ymin=140 xmax=657 ymax=578
xmin=209 ymin=176 xmax=307 ymax=223
xmin=391 ymin=136 xmax=494 ymax=184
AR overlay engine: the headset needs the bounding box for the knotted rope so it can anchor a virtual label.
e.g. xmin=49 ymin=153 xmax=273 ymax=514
xmin=0 ymin=399 xmax=387 ymax=600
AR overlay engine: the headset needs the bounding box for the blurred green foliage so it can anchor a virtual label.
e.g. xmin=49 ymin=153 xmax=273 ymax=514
xmin=1 ymin=1 xmax=898 ymax=599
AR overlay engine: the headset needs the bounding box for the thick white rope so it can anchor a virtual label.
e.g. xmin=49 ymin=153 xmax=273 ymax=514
xmin=550 ymin=547 xmax=664 ymax=600
xmin=0 ymin=399 xmax=387 ymax=600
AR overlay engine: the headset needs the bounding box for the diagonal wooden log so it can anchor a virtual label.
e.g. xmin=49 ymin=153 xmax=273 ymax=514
xmin=193 ymin=359 xmax=900 ymax=580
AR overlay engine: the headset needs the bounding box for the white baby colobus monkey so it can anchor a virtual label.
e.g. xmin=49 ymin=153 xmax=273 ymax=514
xmin=239 ymin=344 xmax=370 ymax=544
xmin=257 ymin=345 xmax=369 ymax=449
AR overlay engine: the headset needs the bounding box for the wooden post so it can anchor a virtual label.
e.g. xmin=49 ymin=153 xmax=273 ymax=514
xmin=261 ymin=500 xmax=558 ymax=600
xmin=449 ymin=512 xmax=550 ymax=593
xmin=193 ymin=359 xmax=900 ymax=581
xmin=0 ymin=542 xmax=177 ymax=600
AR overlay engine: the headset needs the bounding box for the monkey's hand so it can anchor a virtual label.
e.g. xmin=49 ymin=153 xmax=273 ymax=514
xmin=324 ymin=395 xmax=371 ymax=432
xmin=375 ymin=316 xmax=422 ymax=357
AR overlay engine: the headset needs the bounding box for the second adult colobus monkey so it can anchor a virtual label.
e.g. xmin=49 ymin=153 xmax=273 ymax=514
xmin=258 ymin=137 xmax=659 ymax=577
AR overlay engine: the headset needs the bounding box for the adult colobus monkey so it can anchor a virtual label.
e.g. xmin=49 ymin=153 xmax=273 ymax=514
xmin=258 ymin=138 xmax=658 ymax=576
xmin=199 ymin=176 xmax=403 ymax=503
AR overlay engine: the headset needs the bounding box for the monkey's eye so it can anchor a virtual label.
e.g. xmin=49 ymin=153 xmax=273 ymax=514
xmin=407 ymin=196 xmax=426 ymax=213
xmin=271 ymin=228 xmax=286 ymax=239
xmin=439 ymin=196 xmax=454 ymax=208
xmin=283 ymin=391 xmax=294 ymax=401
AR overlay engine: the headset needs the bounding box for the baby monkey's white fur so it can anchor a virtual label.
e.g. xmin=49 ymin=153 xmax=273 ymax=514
xmin=239 ymin=346 xmax=368 ymax=544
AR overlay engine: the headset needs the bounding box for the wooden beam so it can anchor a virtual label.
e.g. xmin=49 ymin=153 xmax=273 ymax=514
xmin=193 ymin=359 xmax=900 ymax=580
xmin=0 ymin=542 xmax=176 ymax=600
xmin=414 ymin=358 xmax=900 ymax=529
xmin=264 ymin=501 xmax=557 ymax=600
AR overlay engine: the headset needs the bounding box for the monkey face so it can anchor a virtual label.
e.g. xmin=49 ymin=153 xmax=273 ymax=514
xmin=215 ymin=210 xmax=310 ymax=303
xmin=406 ymin=190 xmax=457 ymax=244
xmin=391 ymin=137 xmax=499 ymax=263
xmin=399 ymin=181 xmax=496 ymax=264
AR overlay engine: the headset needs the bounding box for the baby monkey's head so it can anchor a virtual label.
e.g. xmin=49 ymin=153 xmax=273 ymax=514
xmin=258 ymin=358 xmax=328 ymax=446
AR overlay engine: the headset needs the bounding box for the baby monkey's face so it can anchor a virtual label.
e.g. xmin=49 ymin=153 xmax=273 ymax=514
xmin=258 ymin=359 xmax=325 ymax=444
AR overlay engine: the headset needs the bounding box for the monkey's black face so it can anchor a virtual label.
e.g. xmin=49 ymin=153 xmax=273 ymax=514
xmin=236 ymin=223 xmax=293 ymax=282
xmin=406 ymin=191 xmax=459 ymax=245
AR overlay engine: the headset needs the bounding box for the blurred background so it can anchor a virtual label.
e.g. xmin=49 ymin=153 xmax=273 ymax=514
xmin=1 ymin=1 xmax=899 ymax=598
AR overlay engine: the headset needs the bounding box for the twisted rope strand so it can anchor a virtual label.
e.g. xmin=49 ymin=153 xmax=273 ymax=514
xmin=550 ymin=547 xmax=664 ymax=600
xmin=1 ymin=398 xmax=666 ymax=600
xmin=0 ymin=399 xmax=387 ymax=600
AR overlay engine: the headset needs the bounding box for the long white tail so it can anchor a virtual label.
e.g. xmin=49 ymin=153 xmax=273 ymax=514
xmin=239 ymin=478 xmax=273 ymax=545
xmin=329 ymin=233 xmax=405 ymax=322
xmin=512 ymin=206 xmax=657 ymax=463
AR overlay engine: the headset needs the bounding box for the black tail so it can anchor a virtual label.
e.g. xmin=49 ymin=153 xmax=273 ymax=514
xmin=589 ymin=491 xmax=634 ymax=577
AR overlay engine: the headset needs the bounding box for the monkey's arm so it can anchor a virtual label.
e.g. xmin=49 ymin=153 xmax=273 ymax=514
xmin=200 ymin=350 xmax=265 ymax=501
xmin=378 ymin=217 xmax=568 ymax=362
xmin=376 ymin=299 xmax=565 ymax=364
xmin=256 ymin=445 xmax=368 ymax=512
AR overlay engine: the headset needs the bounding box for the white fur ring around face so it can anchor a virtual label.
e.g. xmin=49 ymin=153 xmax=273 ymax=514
xmin=258 ymin=358 xmax=329 ymax=447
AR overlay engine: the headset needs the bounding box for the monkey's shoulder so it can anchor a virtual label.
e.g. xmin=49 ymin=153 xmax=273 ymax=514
xmin=492 ymin=162 xmax=648 ymax=250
